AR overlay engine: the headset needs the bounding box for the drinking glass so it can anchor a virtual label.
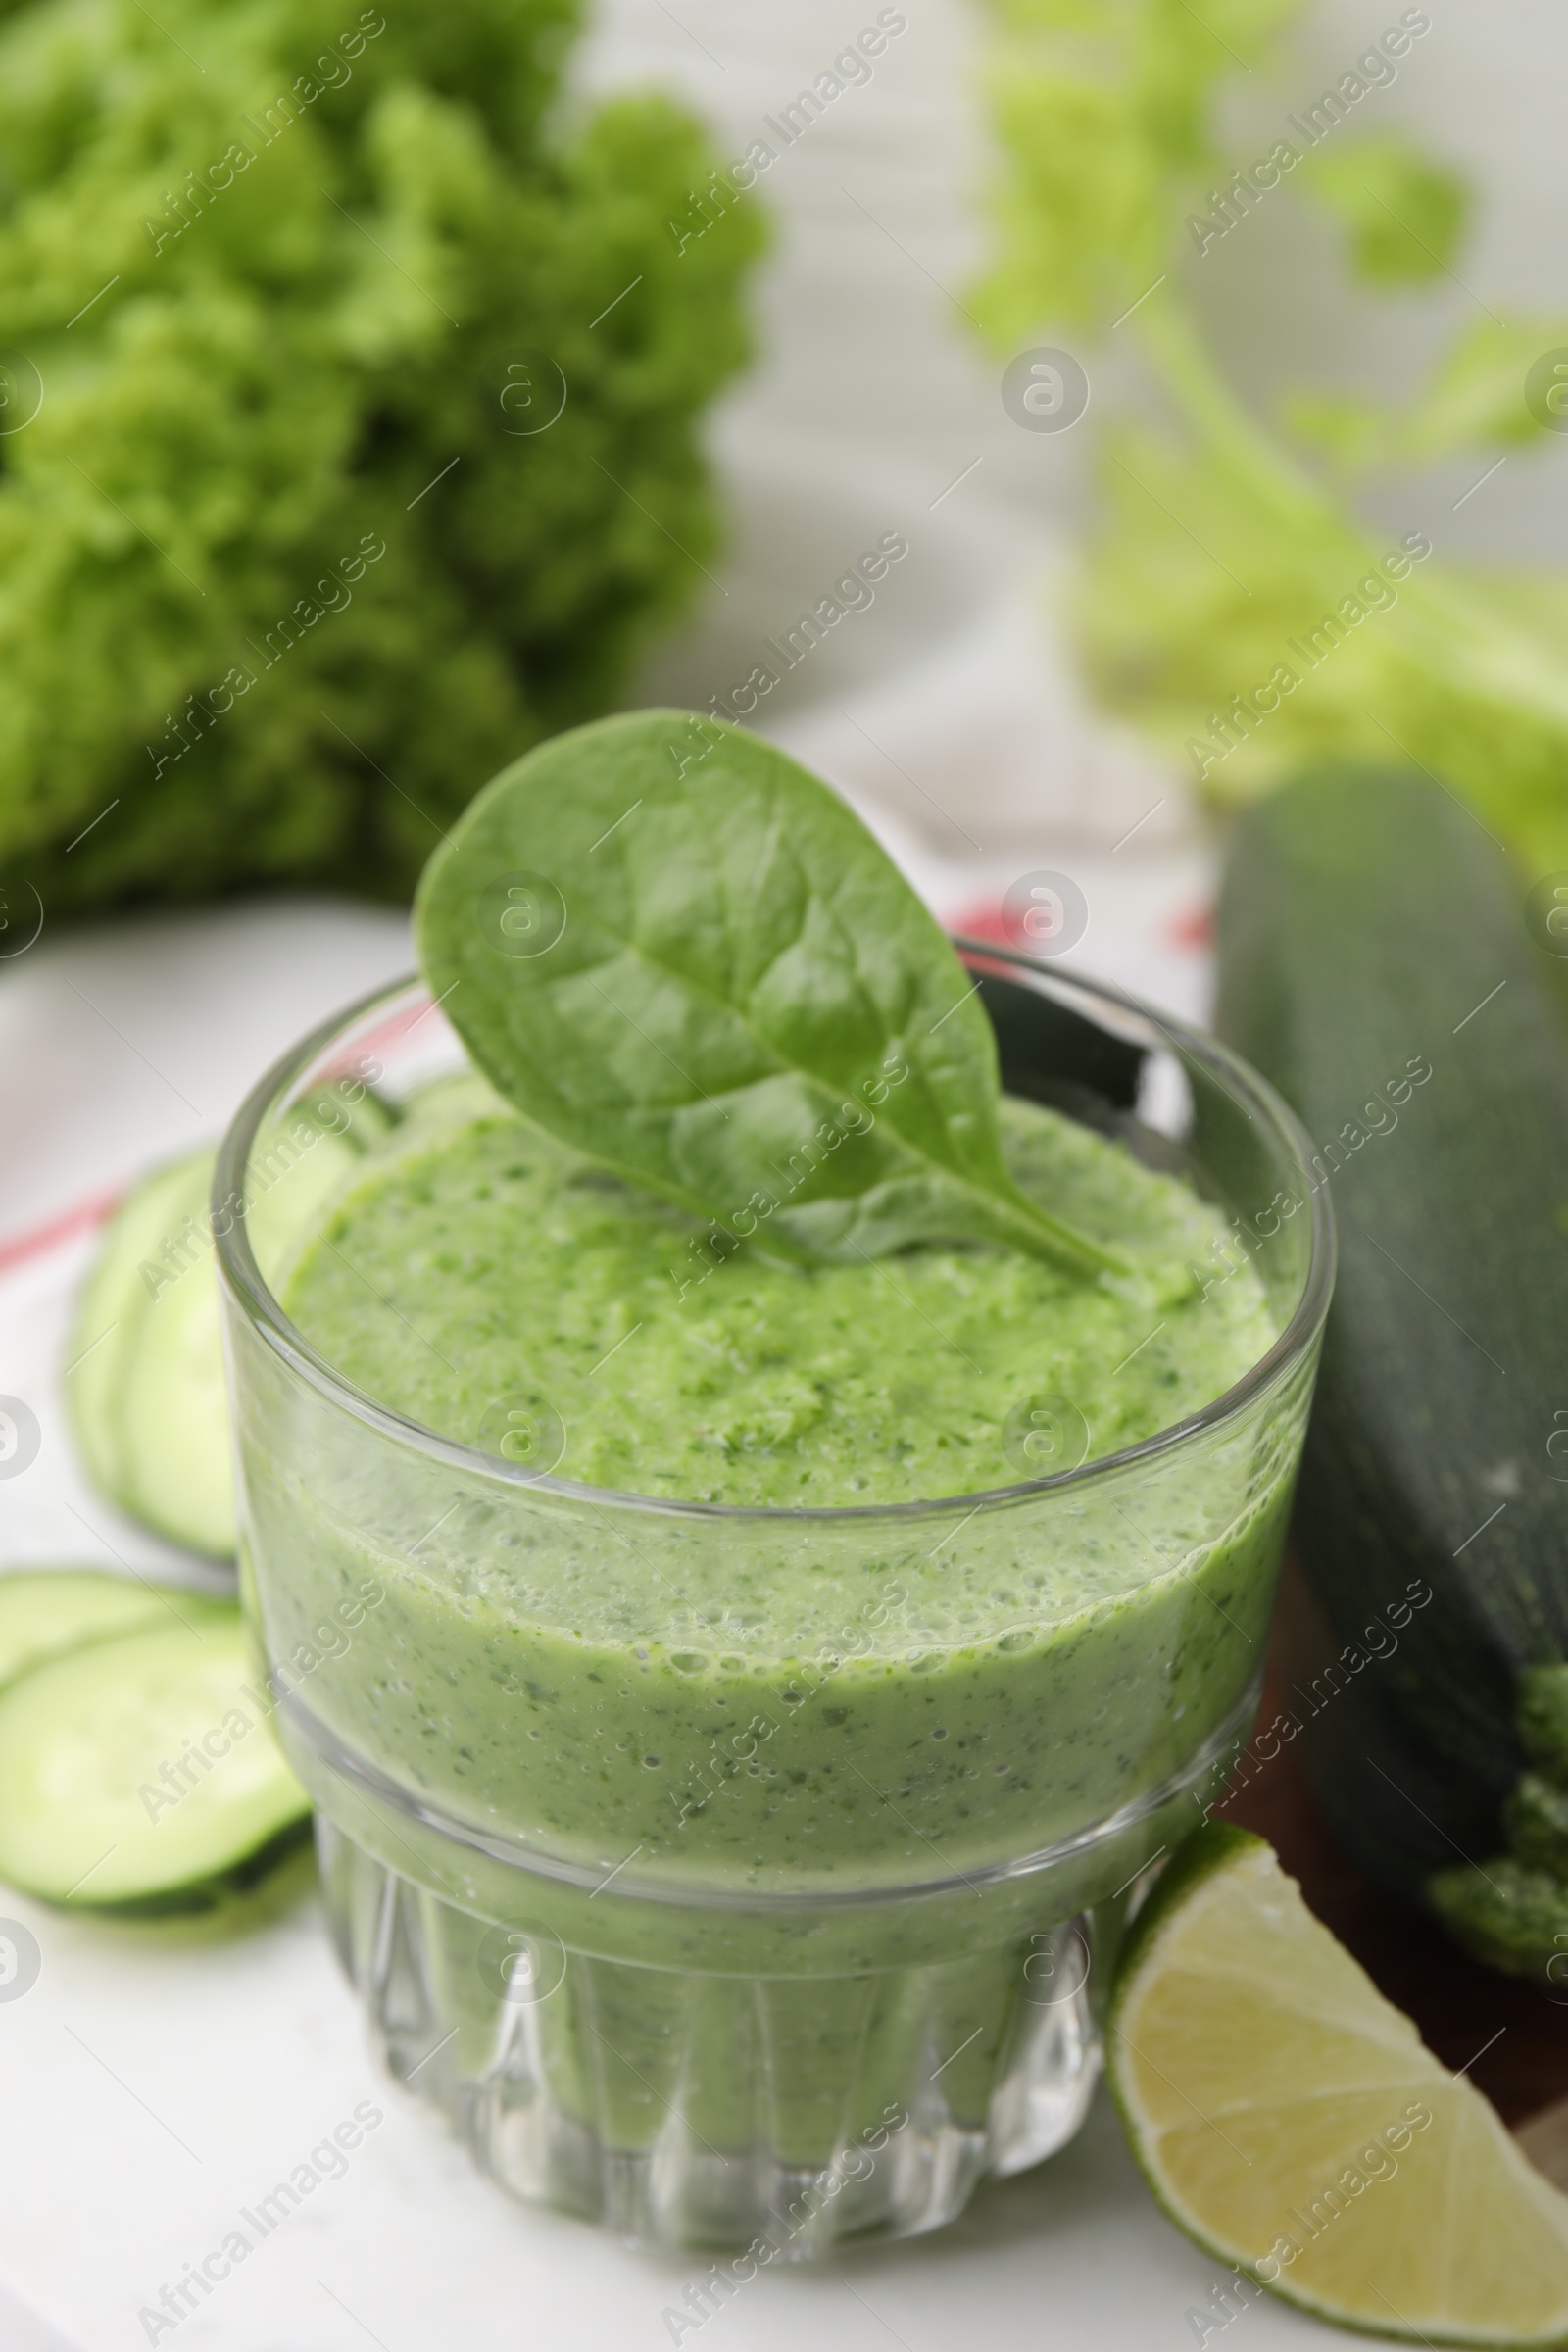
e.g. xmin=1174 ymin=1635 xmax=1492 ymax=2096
xmin=214 ymin=947 xmax=1333 ymax=2254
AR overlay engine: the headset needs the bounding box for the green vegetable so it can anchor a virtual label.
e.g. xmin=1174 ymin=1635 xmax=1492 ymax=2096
xmin=0 ymin=1613 xmax=309 ymax=1910
xmin=1519 ymin=1664 xmax=1568 ymax=1781
xmin=0 ymin=0 xmax=763 ymax=910
xmin=416 ymin=710 xmax=1133 ymax=1276
xmin=1215 ymin=764 xmax=1568 ymax=1978
xmin=1503 ymin=1769 xmax=1568 ymax=1878
xmin=1431 ymin=1665 xmax=1568 ymax=1974
xmin=0 ymin=1569 xmax=222 ymax=1689
xmin=68 ymin=1153 xmax=208 ymax=1526
xmin=67 ymin=1078 xmax=392 ymax=1554
xmin=973 ymin=0 xmax=1568 ymax=872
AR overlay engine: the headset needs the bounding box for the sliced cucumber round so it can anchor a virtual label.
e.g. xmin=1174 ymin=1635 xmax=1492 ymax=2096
xmin=65 ymin=1090 xmax=398 ymax=1559
xmin=243 ymin=1113 xmax=376 ymax=1302
xmin=0 ymin=1617 xmax=309 ymax=1908
xmin=116 ymin=1178 xmax=235 ymax=1558
xmin=0 ymin=1570 xmax=223 ymax=1691
xmin=67 ymin=1152 xmax=207 ymax=1507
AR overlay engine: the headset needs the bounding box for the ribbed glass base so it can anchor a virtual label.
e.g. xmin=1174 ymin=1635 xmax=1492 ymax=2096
xmin=318 ymin=1818 xmax=1102 ymax=2254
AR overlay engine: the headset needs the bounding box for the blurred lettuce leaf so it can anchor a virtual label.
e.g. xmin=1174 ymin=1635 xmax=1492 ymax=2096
xmin=1082 ymin=420 xmax=1568 ymax=873
xmin=973 ymin=0 xmax=1568 ymax=873
xmin=1299 ymin=138 xmax=1467 ymax=285
xmin=0 ymin=0 xmax=764 ymax=909
xmin=974 ymin=0 xmax=1298 ymax=340
xmin=1289 ymin=319 xmax=1568 ymax=475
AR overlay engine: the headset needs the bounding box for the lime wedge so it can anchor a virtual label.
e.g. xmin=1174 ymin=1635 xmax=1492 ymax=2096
xmin=1108 ymin=1824 xmax=1568 ymax=2346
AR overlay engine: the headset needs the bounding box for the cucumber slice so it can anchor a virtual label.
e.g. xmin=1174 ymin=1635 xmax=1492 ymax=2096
xmin=118 ymin=1164 xmax=232 ymax=1556
xmin=67 ymin=1095 xmax=394 ymax=1558
xmin=242 ymin=1117 xmax=369 ymax=1300
xmin=382 ymin=1071 xmax=510 ymax=1143
xmin=295 ymin=1081 xmax=397 ymax=1151
xmin=0 ymin=1617 xmax=309 ymax=1908
xmin=66 ymin=1153 xmax=208 ymax=1504
xmin=0 ymin=1570 xmax=221 ymax=1691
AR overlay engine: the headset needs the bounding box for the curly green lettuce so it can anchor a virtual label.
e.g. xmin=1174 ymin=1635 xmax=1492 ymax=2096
xmin=0 ymin=0 xmax=763 ymax=906
xmin=973 ymin=0 xmax=1568 ymax=873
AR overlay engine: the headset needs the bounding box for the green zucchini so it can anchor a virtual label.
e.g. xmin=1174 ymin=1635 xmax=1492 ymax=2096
xmin=67 ymin=1086 xmax=396 ymax=1557
xmin=0 ymin=1614 xmax=308 ymax=1909
xmin=1215 ymin=766 xmax=1568 ymax=1977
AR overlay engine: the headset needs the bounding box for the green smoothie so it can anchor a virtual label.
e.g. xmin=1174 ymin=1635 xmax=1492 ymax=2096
xmin=223 ymin=714 xmax=1327 ymax=2233
xmin=271 ymin=1080 xmax=1285 ymax=1895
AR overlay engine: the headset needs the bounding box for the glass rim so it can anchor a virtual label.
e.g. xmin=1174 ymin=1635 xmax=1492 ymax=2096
xmin=213 ymin=943 xmax=1336 ymax=1527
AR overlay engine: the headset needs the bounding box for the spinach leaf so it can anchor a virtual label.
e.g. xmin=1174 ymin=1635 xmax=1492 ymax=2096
xmin=415 ymin=710 xmax=1128 ymax=1278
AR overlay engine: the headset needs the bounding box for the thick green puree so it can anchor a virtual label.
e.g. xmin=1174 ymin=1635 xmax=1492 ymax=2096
xmin=289 ymin=1083 xmax=1268 ymax=1505
xmin=270 ymin=1082 xmax=1287 ymax=1895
